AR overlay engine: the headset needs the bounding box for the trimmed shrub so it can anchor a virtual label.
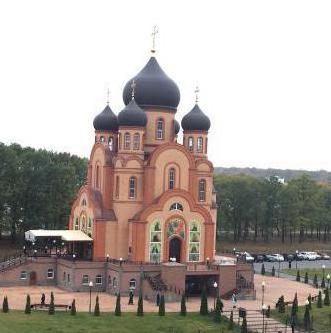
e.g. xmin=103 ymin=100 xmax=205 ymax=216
xmin=304 ymin=272 xmax=309 ymax=284
xmin=199 ymin=286 xmax=208 ymax=315
xmin=49 ymin=292 xmax=55 ymax=315
xmin=71 ymin=299 xmax=76 ymax=316
xmin=180 ymin=294 xmax=186 ymax=316
xmin=2 ymin=296 xmax=9 ymax=313
xmin=292 ymin=293 xmax=298 ymax=315
xmin=214 ymin=296 xmax=222 ymax=323
xmin=25 ymin=295 xmax=31 ymax=314
xmin=228 ymin=310 xmax=234 ymax=330
xmin=261 ymin=264 xmax=265 ymax=275
xmin=317 ymin=290 xmax=323 ymax=308
xmin=304 ymin=304 xmax=311 ymax=331
xmin=321 ymin=276 xmax=326 ymax=288
xmin=94 ymin=295 xmax=100 ymax=316
xmin=115 ymin=293 xmax=121 ymax=316
xmin=137 ymin=291 xmax=143 ymax=316
xmin=271 ymin=266 xmax=275 ymax=276
xmin=296 ymin=270 xmax=300 ymax=282
xmin=314 ymin=274 xmax=318 ymax=288
xmin=158 ymin=295 xmax=165 ymax=316
xmin=308 ymin=294 xmax=312 ymax=310
xmin=324 ymin=288 xmax=330 ymax=306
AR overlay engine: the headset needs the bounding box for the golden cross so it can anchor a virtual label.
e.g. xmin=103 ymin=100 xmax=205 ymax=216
xmin=195 ymin=86 xmax=200 ymax=103
xmin=131 ymin=80 xmax=136 ymax=99
xmin=151 ymin=25 xmax=158 ymax=53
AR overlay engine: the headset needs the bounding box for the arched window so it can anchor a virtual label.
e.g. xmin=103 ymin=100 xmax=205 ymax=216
xmin=188 ymin=137 xmax=194 ymax=151
xmin=108 ymin=136 xmax=113 ymax=151
xmin=170 ymin=202 xmax=183 ymax=211
xmin=124 ymin=133 xmax=131 ymax=150
xmin=133 ymin=133 xmax=140 ymax=150
xmin=88 ymin=217 xmax=92 ymax=229
xmin=100 ymin=136 xmax=105 ymax=143
xmin=115 ymin=176 xmax=120 ymax=198
xmin=95 ymin=165 xmax=100 ymax=188
xmin=168 ymin=168 xmax=176 ymax=190
xmin=197 ymin=137 xmax=203 ymax=152
xmin=81 ymin=199 xmax=87 ymax=206
xmin=129 ymin=176 xmax=136 ymax=199
xmin=118 ymin=133 xmax=122 ymax=150
xmin=198 ymin=179 xmax=206 ymax=202
xmin=112 ymin=277 xmax=117 ymax=288
xmin=156 ymin=118 xmax=164 ymax=139
xmin=81 ymin=215 xmax=86 ymax=230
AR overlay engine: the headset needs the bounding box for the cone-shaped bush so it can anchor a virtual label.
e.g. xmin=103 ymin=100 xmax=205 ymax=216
xmin=137 ymin=291 xmax=143 ymax=316
xmin=321 ymin=276 xmax=326 ymax=288
xmin=25 ymin=295 xmax=31 ymax=314
xmin=308 ymin=294 xmax=312 ymax=310
xmin=292 ymin=293 xmax=298 ymax=315
xmin=261 ymin=264 xmax=265 ymax=275
xmin=317 ymin=290 xmax=323 ymax=308
xmin=180 ymin=294 xmax=186 ymax=316
xmin=158 ymin=294 xmax=165 ymax=316
xmin=314 ymin=274 xmax=318 ymax=288
xmin=304 ymin=272 xmax=309 ymax=284
xmin=199 ymin=286 xmax=208 ymax=315
xmin=214 ymin=296 xmax=222 ymax=323
xmin=49 ymin=292 xmax=55 ymax=315
xmin=241 ymin=317 xmax=248 ymax=333
xmin=296 ymin=270 xmax=300 ymax=282
xmin=271 ymin=266 xmax=275 ymax=276
xmin=324 ymin=288 xmax=330 ymax=306
xmin=94 ymin=295 xmax=100 ymax=316
xmin=115 ymin=293 xmax=121 ymax=316
xmin=2 ymin=296 xmax=9 ymax=313
xmin=304 ymin=304 xmax=311 ymax=331
xmin=71 ymin=299 xmax=76 ymax=316
xmin=228 ymin=310 xmax=234 ymax=330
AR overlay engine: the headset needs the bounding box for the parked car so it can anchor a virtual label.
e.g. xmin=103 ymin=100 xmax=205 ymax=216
xmin=317 ymin=252 xmax=330 ymax=260
xmin=283 ymin=253 xmax=295 ymax=262
xmin=296 ymin=252 xmax=306 ymax=260
xmin=297 ymin=252 xmax=319 ymax=261
xmin=265 ymin=254 xmax=285 ymax=262
xmin=254 ymin=254 xmax=265 ymax=263
xmin=242 ymin=252 xmax=254 ymax=263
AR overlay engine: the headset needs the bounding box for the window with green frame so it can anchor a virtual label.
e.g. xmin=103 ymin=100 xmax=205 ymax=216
xmin=150 ymin=220 xmax=162 ymax=262
xmin=189 ymin=221 xmax=201 ymax=262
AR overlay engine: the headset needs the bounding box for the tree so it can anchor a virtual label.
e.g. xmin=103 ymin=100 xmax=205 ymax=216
xmin=271 ymin=266 xmax=275 ymax=276
xmin=261 ymin=264 xmax=266 ymax=275
xmin=314 ymin=274 xmax=318 ymax=288
xmin=324 ymin=288 xmax=330 ymax=306
xmin=214 ymin=296 xmax=222 ymax=323
xmin=180 ymin=295 xmax=186 ymax=316
xmin=115 ymin=293 xmax=121 ymax=316
xmin=303 ymin=303 xmax=311 ymax=331
xmin=292 ymin=293 xmax=298 ymax=315
xmin=241 ymin=317 xmax=248 ymax=333
xmin=317 ymin=290 xmax=323 ymax=308
xmin=199 ymin=286 xmax=208 ymax=315
xmin=94 ymin=295 xmax=100 ymax=316
xmin=137 ymin=291 xmax=143 ymax=316
xmin=228 ymin=310 xmax=234 ymax=330
xmin=70 ymin=299 xmax=76 ymax=316
xmin=304 ymin=272 xmax=309 ymax=284
xmin=158 ymin=295 xmax=165 ymax=316
xmin=296 ymin=270 xmax=300 ymax=282
xmin=308 ymin=294 xmax=312 ymax=310
xmin=2 ymin=296 xmax=9 ymax=313
xmin=25 ymin=294 xmax=31 ymax=314
xmin=49 ymin=292 xmax=55 ymax=315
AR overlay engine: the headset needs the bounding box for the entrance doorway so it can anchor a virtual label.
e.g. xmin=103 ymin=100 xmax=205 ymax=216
xmin=29 ymin=271 xmax=37 ymax=286
xmin=169 ymin=237 xmax=181 ymax=262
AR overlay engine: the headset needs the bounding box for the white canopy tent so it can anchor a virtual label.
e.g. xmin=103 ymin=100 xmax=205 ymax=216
xmin=25 ymin=230 xmax=92 ymax=243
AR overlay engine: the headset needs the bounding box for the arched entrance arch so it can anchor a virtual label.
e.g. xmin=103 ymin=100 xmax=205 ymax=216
xmin=169 ymin=237 xmax=181 ymax=262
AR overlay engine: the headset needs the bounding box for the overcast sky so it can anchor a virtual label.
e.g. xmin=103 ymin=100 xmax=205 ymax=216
xmin=0 ymin=0 xmax=330 ymax=171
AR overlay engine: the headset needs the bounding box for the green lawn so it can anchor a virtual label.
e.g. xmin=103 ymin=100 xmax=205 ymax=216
xmin=0 ymin=311 xmax=239 ymax=333
xmin=271 ymin=305 xmax=331 ymax=332
xmin=283 ymin=268 xmax=331 ymax=281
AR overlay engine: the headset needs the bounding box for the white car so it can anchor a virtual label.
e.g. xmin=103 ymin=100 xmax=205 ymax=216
xmin=297 ymin=252 xmax=318 ymax=261
xmin=265 ymin=254 xmax=284 ymax=262
xmin=242 ymin=252 xmax=254 ymax=263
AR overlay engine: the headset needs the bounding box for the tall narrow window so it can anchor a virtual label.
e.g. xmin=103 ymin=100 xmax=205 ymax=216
xmin=188 ymin=137 xmax=194 ymax=151
xmin=169 ymin=168 xmax=175 ymax=190
xmin=100 ymin=136 xmax=105 ymax=143
xmin=124 ymin=133 xmax=131 ymax=150
xmin=115 ymin=176 xmax=119 ymax=199
xmin=108 ymin=137 xmax=113 ymax=151
xmin=96 ymin=165 xmax=100 ymax=188
xmin=129 ymin=177 xmax=136 ymax=199
xmin=133 ymin=133 xmax=140 ymax=150
xmin=198 ymin=179 xmax=206 ymax=202
xmin=118 ymin=133 xmax=122 ymax=150
xmin=205 ymin=137 xmax=208 ymax=154
xmin=156 ymin=119 xmax=164 ymax=139
xmin=197 ymin=137 xmax=203 ymax=152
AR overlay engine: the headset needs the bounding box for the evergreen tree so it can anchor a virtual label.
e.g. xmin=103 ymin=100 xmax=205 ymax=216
xmin=137 ymin=291 xmax=143 ymax=317
xmin=261 ymin=263 xmax=265 ymax=275
xmin=313 ymin=274 xmax=318 ymax=288
xmin=25 ymin=294 xmax=31 ymax=314
xmin=304 ymin=272 xmax=309 ymax=284
xmin=158 ymin=295 xmax=165 ymax=316
xmin=308 ymin=294 xmax=312 ymax=310
xmin=2 ymin=296 xmax=9 ymax=313
xmin=199 ymin=286 xmax=208 ymax=315
xmin=317 ymin=290 xmax=323 ymax=308
xmin=303 ymin=303 xmax=311 ymax=331
xmin=290 ymin=303 xmax=297 ymax=328
xmin=271 ymin=266 xmax=275 ymax=276
xmin=49 ymin=292 xmax=55 ymax=315
xmin=241 ymin=317 xmax=248 ymax=333
xmin=94 ymin=295 xmax=100 ymax=316
xmin=180 ymin=294 xmax=186 ymax=316
xmin=292 ymin=293 xmax=298 ymax=315
xmin=321 ymin=276 xmax=326 ymax=288
xmin=115 ymin=293 xmax=121 ymax=316
xmin=70 ymin=299 xmax=76 ymax=316
xmin=324 ymin=288 xmax=330 ymax=306
xmin=214 ymin=296 xmax=222 ymax=323
xmin=296 ymin=270 xmax=300 ymax=282
xmin=228 ymin=310 xmax=234 ymax=330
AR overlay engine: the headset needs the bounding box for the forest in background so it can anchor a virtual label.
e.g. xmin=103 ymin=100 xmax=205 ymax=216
xmin=0 ymin=142 xmax=331 ymax=245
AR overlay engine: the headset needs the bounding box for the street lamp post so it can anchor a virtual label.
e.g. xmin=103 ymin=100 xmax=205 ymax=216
xmin=261 ymin=281 xmax=266 ymax=307
xmin=322 ymin=265 xmax=326 ymax=288
xmin=106 ymin=254 xmax=110 ymax=262
xmin=213 ymin=281 xmax=218 ymax=309
xmin=327 ymin=274 xmax=330 ymax=289
xmin=262 ymin=304 xmax=267 ymax=333
xmin=295 ymin=250 xmax=298 ymax=269
xmin=89 ymin=281 xmax=93 ymax=313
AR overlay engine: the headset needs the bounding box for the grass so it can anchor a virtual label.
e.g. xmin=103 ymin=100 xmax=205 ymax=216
xmin=271 ymin=305 xmax=331 ymax=332
xmin=283 ymin=268 xmax=331 ymax=281
xmin=0 ymin=311 xmax=239 ymax=333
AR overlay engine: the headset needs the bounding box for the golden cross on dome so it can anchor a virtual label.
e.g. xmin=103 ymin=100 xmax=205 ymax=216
xmin=131 ymin=80 xmax=136 ymax=99
xmin=107 ymin=88 xmax=110 ymax=105
xmin=151 ymin=25 xmax=158 ymax=53
xmin=195 ymin=86 xmax=200 ymax=104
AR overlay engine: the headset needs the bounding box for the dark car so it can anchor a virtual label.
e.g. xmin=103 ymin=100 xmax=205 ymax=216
xmin=283 ymin=253 xmax=295 ymax=262
xmin=255 ymin=254 xmax=265 ymax=263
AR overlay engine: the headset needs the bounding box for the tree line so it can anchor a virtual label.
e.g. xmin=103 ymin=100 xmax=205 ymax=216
xmin=214 ymin=173 xmax=331 ymax=243
xmin=0 ymin=143 xmax=87 ymax=240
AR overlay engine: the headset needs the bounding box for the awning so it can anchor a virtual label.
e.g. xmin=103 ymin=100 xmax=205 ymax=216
xmin=25 ymin=230 xmax=93 ymax=242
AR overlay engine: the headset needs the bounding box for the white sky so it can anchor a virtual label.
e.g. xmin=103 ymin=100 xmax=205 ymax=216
xmin=0 ymin=0 xmax=330 ymax=171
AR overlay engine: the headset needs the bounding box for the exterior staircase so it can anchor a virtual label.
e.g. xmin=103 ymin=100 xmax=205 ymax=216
xmin=146 ymin=274 xmax=167 ymax=292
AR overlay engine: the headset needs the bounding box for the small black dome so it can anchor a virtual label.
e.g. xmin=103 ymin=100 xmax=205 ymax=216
xmin=174 ymin=119 xmax=180 ymax=135
xmin=122 ymin=57 xmax=180 ymax=111
xmin=118 ymin=99 xmax=147 ymax=127
xmin=93 ymin=105 xmax=118 ymax=131
xmin=181 ymin=104 xmax=211 ymax=131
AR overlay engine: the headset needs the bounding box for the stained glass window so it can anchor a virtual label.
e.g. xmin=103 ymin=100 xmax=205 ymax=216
xmin=189 ymin=221 xmax=201 ymax=262
xmin=150 ymin=220 xmax=162 ymax=262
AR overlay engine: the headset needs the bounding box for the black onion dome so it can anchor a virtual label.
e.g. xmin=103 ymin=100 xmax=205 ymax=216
xmin=122 ymin=57 xmax=180 ymax=111
xmin=174 ymin=119 xmax=180 ymax=134
xmin=118 ymin=99 xmax=147 ymax=127
xmin=181 ymin=104 xmax=211 ymax=131
xmin=93 ymin=105 xmax=118 ymax=131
